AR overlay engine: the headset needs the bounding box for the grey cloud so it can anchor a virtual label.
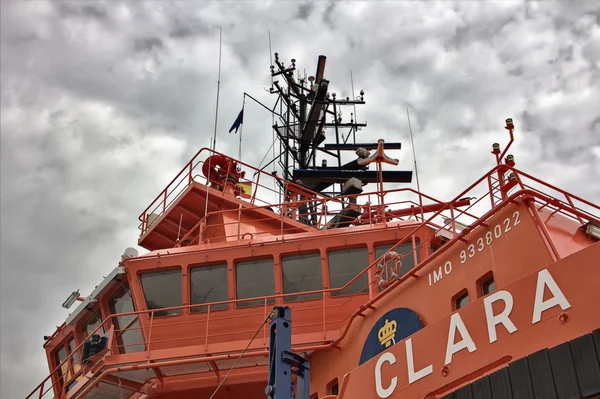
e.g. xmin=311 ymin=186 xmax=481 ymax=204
xmin=323 ymin=2 xmax=336 ymax=28
xmin=296 ymin=3 xmax=315 ymax=21
xmin=57 ymin=3 xmax=108 ymax=21
xmin=170 ymin=24 xmax=210 ymax=39
xmin=134 ymin=37 xmax=165 ymax=52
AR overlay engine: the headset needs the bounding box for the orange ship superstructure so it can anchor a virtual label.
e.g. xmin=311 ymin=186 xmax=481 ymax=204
xmin=27 ymin=53 xmax=600 ymax=399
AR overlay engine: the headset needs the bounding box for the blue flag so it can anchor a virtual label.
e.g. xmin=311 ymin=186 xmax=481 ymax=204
xmin=229 ymin=108 xmax=244 ymax=134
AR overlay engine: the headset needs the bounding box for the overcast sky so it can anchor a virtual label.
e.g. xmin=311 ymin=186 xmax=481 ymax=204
xmin=1 ymin=1 xmax=599 ymax=397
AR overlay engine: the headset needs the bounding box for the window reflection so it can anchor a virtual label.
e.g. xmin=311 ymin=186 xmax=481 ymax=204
xmin=109 ymin=285 xmax=145 ymax=353
xmin=140 ymin=269 xmax=182 ymax=316
xmin=328 ymin=247 xmax=369 ymax=296
xmin=236 ymin=258 xmax=275 ymax=307
xmin=190 ymin=263 xmax=228 ymax=312
xmin=281 ymin=252 xmax=322 ymax=302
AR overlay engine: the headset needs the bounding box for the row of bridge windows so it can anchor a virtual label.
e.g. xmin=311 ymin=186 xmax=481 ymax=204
xmin=140 ymin=241 xmax=420 ymax=316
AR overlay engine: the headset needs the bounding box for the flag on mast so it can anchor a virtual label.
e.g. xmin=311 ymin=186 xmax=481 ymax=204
xmin=229 ymin=108 xmax=244 ymax=134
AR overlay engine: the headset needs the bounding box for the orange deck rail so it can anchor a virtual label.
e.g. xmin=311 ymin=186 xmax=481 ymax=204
xmin=137 ymin=148 xmax=329 ymax=236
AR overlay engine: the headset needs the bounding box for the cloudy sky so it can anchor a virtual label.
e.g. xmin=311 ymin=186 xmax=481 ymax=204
xmin=1 ymin=0 xmax=599 ymax=397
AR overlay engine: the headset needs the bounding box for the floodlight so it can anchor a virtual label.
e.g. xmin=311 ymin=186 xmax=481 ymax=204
xmin=62 ymin=290 xmax=81 ymax=309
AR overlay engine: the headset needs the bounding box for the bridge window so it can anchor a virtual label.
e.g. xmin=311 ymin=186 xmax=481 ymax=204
xmin=190 ymin=262 xmax=228 ymax=312
xmin=375 ymin=240 xmax=420 ymax=277
xmin=109 ymin=285 xmax=144 ymax=353
xmin=236 ymin=258 xmax=275 ymax=307
xmin=81 ymin=310 xmax=104 ymax=339
xmin=54 ymin=337 xmax=80 ymax=389
xmin=281 ymin=252 xmax=322 ymax=302
xmin=140 ymin=268 xmax=182 ymax=316
xmin=55 ymin=344 xmax=68 ymax=386
xmin=328 ymin=247 xmax=369 ymax=296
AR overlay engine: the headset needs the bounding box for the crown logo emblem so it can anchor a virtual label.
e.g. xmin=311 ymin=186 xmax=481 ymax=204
xmin=378 ymin=319 xmax=397 ymax=348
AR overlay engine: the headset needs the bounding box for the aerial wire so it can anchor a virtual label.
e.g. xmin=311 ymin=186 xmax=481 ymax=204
xmin=406 ymin=107 xmax=421 ymax=193
xmin=212 ymin=27 xmax=223 ymax=151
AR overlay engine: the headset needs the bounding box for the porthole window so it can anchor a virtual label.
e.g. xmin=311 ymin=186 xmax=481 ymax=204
xmin=455 ymin=291 xmax=469 ymax=310
xmin=482 ymin=276 xmax=495 ymax=296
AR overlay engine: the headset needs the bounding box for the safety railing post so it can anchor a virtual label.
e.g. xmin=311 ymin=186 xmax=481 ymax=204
xmin=450 ymin=205 xmax=456 ymax=235
xmin=322 ymin=292 xmax=326 ymax=339
xmin=564 ymin=194 xmax=584 ymax=224
xmin=263 ymin=298 xmax=268 ymax=346
xmin=487 ymin=174 xmax=495 ymax=208
xmin=204 ymin=305 xmax=211 ymax=351
xmin=527 ymin=198 xmax=561 ymax=262
xmin=147 ymin=311 xmax=154 ymax=361
xmin=411 ymin=234 xmax=419 ymax=267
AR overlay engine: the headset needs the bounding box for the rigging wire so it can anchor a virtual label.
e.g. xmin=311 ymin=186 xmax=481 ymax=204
xmin=208 ymin=313 xmax=273 ymax=399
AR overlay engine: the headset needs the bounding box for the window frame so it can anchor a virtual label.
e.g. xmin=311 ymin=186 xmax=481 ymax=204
xmin=326 ymin=245 xmax=370 ymax=297
xmin=453 ymin=289 xmax=470 ymax=311
xmin=52 ymin=334 xmax=82 ymax=392
xmin=107 ymin=282 xmax=145 ymax=354
xmin=327 ymin=377 xmax=339 ymax=395
xmin=477 ymin=271 xmax=496 ymax=298
xmin=188 ymin=261 xmax=230 ymax=313
xmin=138 ymin=266 xmax=184 ymax=318
xmin=373 ymin=238 xmax=421 ymax=292
xmin=234 ymin=256 xmax=276 ymax=308
xmin=279 ymin=250 xmax=323 ymax=303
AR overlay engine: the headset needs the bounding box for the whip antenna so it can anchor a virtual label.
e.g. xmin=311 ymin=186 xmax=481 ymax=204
xmin=406 ymin=107 xmax=421 ymax=193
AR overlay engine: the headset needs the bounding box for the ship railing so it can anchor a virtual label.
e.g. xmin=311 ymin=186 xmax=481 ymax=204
xmin=137 ymin=147 xmax=328 ymax=236
xmin=173 ymin=179 xmax=492 ymax=246
xmin=25 ymin=323 xmax=121 ymax=399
